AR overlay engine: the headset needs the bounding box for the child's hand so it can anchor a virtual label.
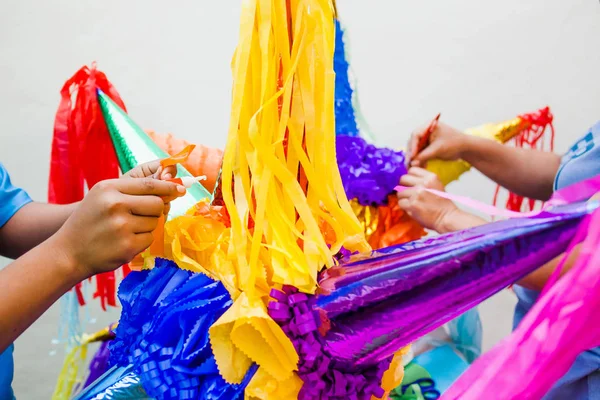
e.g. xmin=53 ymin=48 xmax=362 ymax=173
xmin=407 ymin=121 xmax=468 ymax=167
xmin=123 ymin=160 xmax=179 ymax=214
xmin=53 ymin=178 xmax=185 ymax=277
xmin=397 ymin=167 xmax=459 ymax=232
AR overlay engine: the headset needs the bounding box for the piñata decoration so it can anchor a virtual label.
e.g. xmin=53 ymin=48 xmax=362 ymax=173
xmin=54 ymin=2 xmax=592 ymax=400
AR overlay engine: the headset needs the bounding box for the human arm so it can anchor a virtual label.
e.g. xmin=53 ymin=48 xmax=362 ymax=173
xmin=516 ymin=245 xmax=581 ymax=291
xmin=0 ymin=177 xmax=184 ymax=352
xmin=407 ymin=121 xmax=561 ymax=201
xmin=0 ymin=161 xmax=176 ymax=259
xmin=398 ymin=167 xmax=590 ymax=291
xmin=397 ymin=167 xmax=487 ymax=233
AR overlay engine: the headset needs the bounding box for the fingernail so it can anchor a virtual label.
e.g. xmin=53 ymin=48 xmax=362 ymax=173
xmin=177 ymin=185 xmax=186 ymax=193
xmin=163 ymin=173 xmax=173 ymax=180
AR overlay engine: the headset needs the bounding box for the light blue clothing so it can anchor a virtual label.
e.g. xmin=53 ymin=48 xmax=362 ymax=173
xmin=0 ymin=163 xmax=33 ymax=400
xmin=514 ymin=120 xmax=600 ymax=400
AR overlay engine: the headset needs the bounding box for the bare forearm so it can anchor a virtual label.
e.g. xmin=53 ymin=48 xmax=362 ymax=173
xmin=437 ymin=208 xmax=488 ymax=234
xmin=0 ymin=202 xmax=78 ymax=259
xmin=517 ymin=245 xmax=580 ymax=291
xmin=461 ymin=136 xmax=561 ymax=201
xmin=0 ymin=236 xmax=88 ymax=352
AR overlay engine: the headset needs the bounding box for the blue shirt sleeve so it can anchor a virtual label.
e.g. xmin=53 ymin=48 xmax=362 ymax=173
xmin=0 ymin=163 xmax=33 ymax=228
xmin=554 ymin=121 xmax=600 ymax=191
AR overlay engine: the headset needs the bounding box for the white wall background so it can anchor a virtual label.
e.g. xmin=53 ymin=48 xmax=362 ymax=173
xmin=1 ymin=0 xmax=599 ymax=398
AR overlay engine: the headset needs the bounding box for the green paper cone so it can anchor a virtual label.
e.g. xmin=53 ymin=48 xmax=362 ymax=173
xmin=97 ymin=90 xmax=212 ymax=218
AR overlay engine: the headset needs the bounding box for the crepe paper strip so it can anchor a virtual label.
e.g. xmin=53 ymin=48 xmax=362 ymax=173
xmin=267 ymin=286 xmax=402 ymax=400
xmin=163 ymin=203 xmax=242 ymax=298
xmin=48 ymin=64 xmax=126 ymax=311
xmin=159 ymin=144 xmax=195 ymax=168
xmin=378 ymin=349 xmax=411 ymax=400
xmin=244 ymin=367 xmax=303 ymax=400
xmin=221 ymin=0 xmax=369 ymax=297
xmin=148 ymin=131 xmax=223 ymax=193
xmin=315 ymin=202 xmax=596 ymax=369
xmin=107 ymin=259 xmax=255 ymax=399
xmin=52 ymin=324 xmax=117 ymax=400
xmin=209 ymin=292 xmax=298 ymax=384
xmin=211 ymin=0 xmax=369 ymax=386
xmin=442 ymin=208 xmax=600 ymax=399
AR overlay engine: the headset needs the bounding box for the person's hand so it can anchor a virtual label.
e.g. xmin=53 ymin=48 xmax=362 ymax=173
xmin=407 ymin=121 xmax=469 ymax=167
xmin=397 ymin=167 xmax=460 ymax=232
xmin=123 ymin=160 xmax=178 ymax=215
xmin=53 ymin=178 xmax=185 ymax=277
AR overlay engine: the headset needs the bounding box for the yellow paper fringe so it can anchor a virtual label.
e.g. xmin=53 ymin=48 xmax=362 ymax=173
xmin=427 ymin=116 xmax=529 ymax=186
xmin=221 ymin=0 xmax=369 ymax=298
xmin=245 ymin=366 xmax=303 ymax=400
xmin=374 ymin=346 xmax=411 ymax=400
xmin=52 ymin=325 xmax=115 ymax=400
xmin=200 ymin=0 xmax=371 ymax=387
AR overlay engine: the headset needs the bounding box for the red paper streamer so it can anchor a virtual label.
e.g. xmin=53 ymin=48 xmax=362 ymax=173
xmin=48 ymin=63 xmax=126 ymax=310
xmin=493 ymin=107 xmax=555 ymax=213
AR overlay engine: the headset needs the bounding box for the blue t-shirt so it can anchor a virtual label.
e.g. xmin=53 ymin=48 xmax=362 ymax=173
xmin=513 ymin=120 xmax=600 ymax=400
xmin=0 ymin=163 xmax=33 ymax=400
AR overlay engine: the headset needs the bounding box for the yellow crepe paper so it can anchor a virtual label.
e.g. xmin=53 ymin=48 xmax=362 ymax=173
xmin=221 ymin=0 xmax=369 ymax=297
xmin=194 ymin=0 xmax=371 ymax=386
xmin=427 ymin=115 xmax=529 ymax=186
xmin=52 ymin=325 xmax=116 ymax=400
xmin=164 ymin=203 xmax=241 ymax=297
xmin=374 ymin=346 xmax=411 ymax=400
xmin=245 ymin=367 xmax=303 ymax=400
xmin=209 ymin=292 xmax=299 ymax=384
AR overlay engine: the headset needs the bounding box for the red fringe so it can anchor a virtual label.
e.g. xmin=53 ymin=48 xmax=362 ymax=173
xmin=492 ymin=107 xmax=555 ymax=213
xmin=48 ymin=63 xmax=126 ymax=310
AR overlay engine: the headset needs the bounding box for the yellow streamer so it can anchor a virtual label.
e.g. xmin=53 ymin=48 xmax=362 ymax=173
xmin=427 ymin=116 xmax=527 ymax=186
xmin=245 ymin=367 xmax=303 ymax=399
xmin=52 ymin=325 xmax=116 ymax=400
xmin=195 ymin=0 xmax=371 ymax=386
xmin=209 ymin=292 xmax=298 ymax=383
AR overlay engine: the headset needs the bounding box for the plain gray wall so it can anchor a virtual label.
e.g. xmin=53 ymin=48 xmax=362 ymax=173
xmin=1 ymin=0 xmax=599 ymax=398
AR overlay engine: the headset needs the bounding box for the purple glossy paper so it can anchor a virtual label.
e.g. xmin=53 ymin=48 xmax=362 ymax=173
xmin=443 ymin=208 xmax=600 ymax=399
xmin=313 ymin=202 xmax=597 ymax=369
